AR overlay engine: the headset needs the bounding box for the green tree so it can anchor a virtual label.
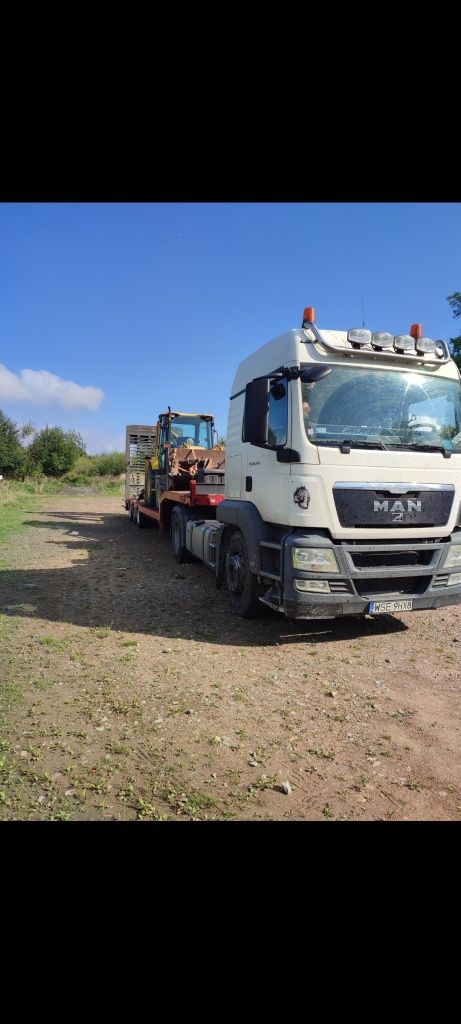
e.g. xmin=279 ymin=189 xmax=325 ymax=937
xmin=0 ymin=409 xmax=24 ymax=476
xmin=27 ymin=426 xmax=86 ymax=477
xmin=447 ymin=291 xmax=461 ymax=369
xmin=20 ymin=420 xmax=37 ymax=439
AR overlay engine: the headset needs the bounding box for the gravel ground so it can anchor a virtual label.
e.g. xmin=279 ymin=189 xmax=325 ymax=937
xmin=0 ymin=495 xmax=460 ymax=821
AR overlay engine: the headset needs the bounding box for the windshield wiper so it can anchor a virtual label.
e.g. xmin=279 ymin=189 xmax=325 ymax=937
xmin=395 ymin=442 xmax=452 ymax=458
xmin=315 ymin=439 xmax=388 ymax=451
xmin=316 ymin=439 xmax=389 ymax=453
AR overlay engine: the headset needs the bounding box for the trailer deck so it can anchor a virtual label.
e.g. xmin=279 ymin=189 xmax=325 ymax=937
xmin=125 ymin=478 xmax=225 ymax=533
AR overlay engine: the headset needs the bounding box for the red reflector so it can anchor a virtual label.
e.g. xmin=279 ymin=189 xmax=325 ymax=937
xmin=410 ymin=322 xmax=423 ymax=339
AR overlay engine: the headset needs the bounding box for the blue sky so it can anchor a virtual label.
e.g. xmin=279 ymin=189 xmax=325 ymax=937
xmin=0 ymin=202 xmax=460 ymax=451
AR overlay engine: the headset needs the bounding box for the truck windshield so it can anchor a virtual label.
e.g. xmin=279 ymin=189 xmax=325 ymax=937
xmin=169 ymin=416 xmax=213 ymax=449
xmin=302 ymin=367 xmax=461 ymax=453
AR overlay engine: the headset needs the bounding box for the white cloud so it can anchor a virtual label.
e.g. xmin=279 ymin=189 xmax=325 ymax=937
xmin=0 ymin=363 xmax=104 ymax=410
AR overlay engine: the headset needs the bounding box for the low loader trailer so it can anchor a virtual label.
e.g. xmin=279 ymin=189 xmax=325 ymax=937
xmin=125 ymin=413 xmax=226 ymax=560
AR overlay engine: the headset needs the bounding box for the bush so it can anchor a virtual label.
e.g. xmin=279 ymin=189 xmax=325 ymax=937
xmin=27 ymin=427 xmax=86 ymax=477
xmin=63 ymin=452 xmax=125 ymax=482
xmin=91 ymin=452 xmax=125 ymax=476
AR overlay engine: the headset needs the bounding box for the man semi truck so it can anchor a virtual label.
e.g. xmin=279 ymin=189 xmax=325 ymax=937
xmin=127 ymin=307 xmax=461 ymax=620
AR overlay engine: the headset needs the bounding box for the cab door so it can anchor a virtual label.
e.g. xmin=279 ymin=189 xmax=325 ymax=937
xmin=244 ymin=379 xmax=292 ymax=525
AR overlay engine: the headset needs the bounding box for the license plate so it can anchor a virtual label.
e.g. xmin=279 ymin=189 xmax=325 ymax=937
xmin=368 ymin=599 xmax=413 ymax=614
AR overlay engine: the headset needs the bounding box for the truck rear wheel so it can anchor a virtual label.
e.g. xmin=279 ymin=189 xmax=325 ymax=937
xmin=225 ymin=530 xmax=266 ymax=617
xmin=171 ymin=507 xmax=192 ymax=563
xmin=136 ymin=508 xmax=146 ymax=528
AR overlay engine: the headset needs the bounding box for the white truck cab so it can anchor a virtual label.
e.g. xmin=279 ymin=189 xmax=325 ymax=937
xmin=184 ymin=308 xmax=461 ymax=619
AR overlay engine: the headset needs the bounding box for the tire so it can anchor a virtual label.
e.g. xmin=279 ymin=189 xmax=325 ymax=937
xmin=225 ymin=530 xmax=265 ymax=617
xmin=128 ymin=504 xmax=134 ymax=520
xmin=171 ymin=507 xmax=192 ymax=563
xmin=136 ymin=508 xmax=146 ymax=528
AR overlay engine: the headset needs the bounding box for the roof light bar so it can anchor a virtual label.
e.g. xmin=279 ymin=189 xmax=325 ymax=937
xmin=347 ymin=328 xmax=372 ymax=348
xmin=394 ymin=334 xmax=415 ymax=353
xmin=302 ymin=306 xmax=451 ymax=363
xmin=371 ymin=331 xmax=394 ymax=351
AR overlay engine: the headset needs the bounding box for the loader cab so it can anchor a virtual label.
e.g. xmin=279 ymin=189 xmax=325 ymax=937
xmin=157 ymin=412 xmax=214 ymax=460
xmin=167 ymin=413 xmax=214 ymax=450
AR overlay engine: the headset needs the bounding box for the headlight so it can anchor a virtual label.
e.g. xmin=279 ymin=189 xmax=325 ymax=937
xmin=443 ymin=547 xmax=461 ymax=569
xmin=448 ymin=572 xmax=461 ymax=587
xmin=291 ymin=547 xmax=340 ymax=573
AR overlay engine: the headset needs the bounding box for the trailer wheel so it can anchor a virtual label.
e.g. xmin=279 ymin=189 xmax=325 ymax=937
xmin=225 ymin=530 xmax=266 ymax=618
xmin=171 ymin=507 xmax=192 ymax=563
xmin=136 ymin=508 xmax=146 ymax=528
xmin=129 ymin=504 xmax=135 ymax=521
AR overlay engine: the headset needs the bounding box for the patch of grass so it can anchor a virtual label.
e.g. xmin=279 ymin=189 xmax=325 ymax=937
xmin=38 ymin=636 xmax=68 ymax=650
xmin=308 ymin=747 xmax=335 ymax=761
xmin=136 ymin=798 xmax=168 ymax=820
xmin=247 ymin=774 xmax=278 ymax=795
xmin=105 ymin=740 xmax=130 ymax=756
xmin=166 ymin=785 xmax=220 ymax=818
xmin=0 ymin=488 xmax=40 ymax=563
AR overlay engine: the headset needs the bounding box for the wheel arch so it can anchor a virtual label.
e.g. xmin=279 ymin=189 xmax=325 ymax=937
xmin=216 ymin=500 xmax=266 ymax=574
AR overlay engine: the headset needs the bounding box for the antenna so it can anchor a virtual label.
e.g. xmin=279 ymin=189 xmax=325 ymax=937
xmin=361 ymin=298 xmax=365 ymax=328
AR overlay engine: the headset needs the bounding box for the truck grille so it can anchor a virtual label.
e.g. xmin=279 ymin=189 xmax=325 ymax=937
xmin=350 ymin=550 xmax=435 ymax=569
xmin=333 ymin=484 xmax=454 ymax=528
xmin=354 ymin=576 xmax=431 ymax=598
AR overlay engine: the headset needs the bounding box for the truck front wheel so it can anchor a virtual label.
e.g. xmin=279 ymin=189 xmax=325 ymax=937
xmin=225 ymin=530 xmax=265 ymax=617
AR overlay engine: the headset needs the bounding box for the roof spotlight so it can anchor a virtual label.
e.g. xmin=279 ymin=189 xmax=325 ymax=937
xmin=371 ymin=332 xmax=394 ymax=351
xmin=347 ymin=328 xmax=372 ymax=348
xmin=415 ymin=337 xmax=436 ymax=355
xmin=394 ymin=335 xmax=415 ymax=353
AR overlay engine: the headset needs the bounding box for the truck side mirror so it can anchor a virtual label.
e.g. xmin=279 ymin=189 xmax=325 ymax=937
xmin=243 ymin=378 xmax=269 ymax=445
xmin=299 ymin=365 xmax=331 ymax=383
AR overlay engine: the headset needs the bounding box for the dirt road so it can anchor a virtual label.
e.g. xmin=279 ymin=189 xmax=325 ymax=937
xmin=0 ymin=495 xmax=460 ymax=820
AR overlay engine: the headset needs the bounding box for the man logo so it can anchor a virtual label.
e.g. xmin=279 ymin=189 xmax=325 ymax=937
xmin=373 ymin=499 xmax=422 ymax=522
